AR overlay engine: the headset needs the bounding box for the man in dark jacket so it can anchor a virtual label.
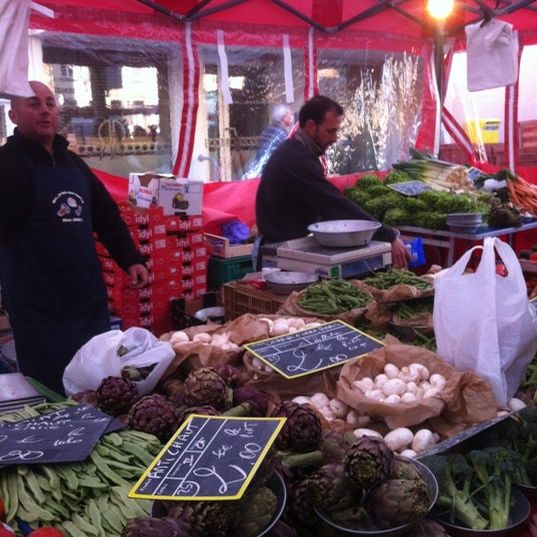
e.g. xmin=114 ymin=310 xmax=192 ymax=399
xmin=255 ymin=95 xmax=410 ymax=268
xmin=0 ymin=81 xmax=149 ymax=393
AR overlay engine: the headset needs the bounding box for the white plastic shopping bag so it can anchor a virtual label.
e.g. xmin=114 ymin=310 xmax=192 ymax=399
xmin=63 ymin=327 xmax=175 ymax=396
xmin=433 ymin=237 xmax=537 ymax=406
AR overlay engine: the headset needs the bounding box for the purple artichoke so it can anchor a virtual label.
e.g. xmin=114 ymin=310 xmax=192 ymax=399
xmin=167 ymin=500 xmax=234 ymax=537
xmin=97 ymin=376 xmax=140 ymax=416
xmin=160 ymin=378 xmax=185 ymax=406
xmin=214 ymin=363 xmax=241 ymax=387
xmin=183 ymin=367 xmax=230 ymax=409
xmin=176 ymin=404 xmax=218 ymax=427
xmin=72 ymin=389 xmax=99 ymax=407
xmin=406 ymin=518 xmax=450 ymax=536
xmin=321 ymin=430 xmax=354 ymax=464
xmin=128 ymin=394 xmax=178 ymax=442
xmin=367 ymin=478 xmax=429 ymax=528
xmin=271 ymin=401 xmax=322 ymax=452
xmin=233 ymin=386 xmax=269 ymax=417
xmin=309 ymin=463 xmax=358 ymax=512
xmin=121 ymin=516 xmax=190 ymax=537
xmin=344 ymin=436 xmax=393 ymax=490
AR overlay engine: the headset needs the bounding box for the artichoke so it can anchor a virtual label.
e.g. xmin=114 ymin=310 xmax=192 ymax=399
xmin=122 ymin=365 xmax=154 ymax=381
xmin=128 ymin=394 xmax=178 ymax=442
xmin=367 ymin=478 xmax=429 ymax=528
xmin=330 ymin=504 xmax=372 ymax=527
xmin=284 ymin=477 xmax=317 ymax=531
xmin=390 ymin=458 xmax=423 ymax=481
xmin=344 ymin=436 xmax=393 ymax=490
xmin=271 ymin=401 xmax=322 ymax=452
xmin=321 ymin=430 xmax=353 ymax=464
xmin=183 ymin=367 xmax=230 ymax=410
xmin=406 ymin=518 xmax=450 ymax=536
xmin=97 ymin=376 xmax=140 ymax=416
xmin=309 ymin=463 xmax=358 ymax=512
xmin=160 ymin=378 xmax=185 ymax=406
xmin=215 ymin=363 xmax=241 ymax=387
xmin=176 ymin=405 xmax=218 ymax=427
xmin=233 ymin=386 xmax=269 ymax=417
xmin=267 ymin=521 xmax=298 ymax=537
xmin=234 ymin=486 xmax=278 ymax=537
xmin=121 ymin=516 xmax=190 ymax=537
xmin=168 ymin=500 xmax=234 ymax=537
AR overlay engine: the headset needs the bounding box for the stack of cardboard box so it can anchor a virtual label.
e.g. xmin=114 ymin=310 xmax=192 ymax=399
xmin=96 ymin=186 xmax=208 ymax=335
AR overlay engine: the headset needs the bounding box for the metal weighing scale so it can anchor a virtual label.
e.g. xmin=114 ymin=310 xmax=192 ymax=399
xmin=271 ymin=236 xmax=392 ymax=279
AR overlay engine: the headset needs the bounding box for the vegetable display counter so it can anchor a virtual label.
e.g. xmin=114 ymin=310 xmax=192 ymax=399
xmin=399 ymin=220 xmax=537 ymax=266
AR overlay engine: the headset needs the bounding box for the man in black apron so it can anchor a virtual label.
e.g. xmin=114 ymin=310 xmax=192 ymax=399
xmin=0 ymin=81 xmax=149 ymax=394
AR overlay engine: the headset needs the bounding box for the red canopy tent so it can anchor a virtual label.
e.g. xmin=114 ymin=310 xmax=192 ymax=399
xmin=23 ymin=0 xmax=537 ymax=234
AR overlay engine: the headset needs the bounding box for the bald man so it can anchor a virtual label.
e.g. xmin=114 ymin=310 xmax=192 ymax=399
xmin=0 ymin=82 xmax=149 ymax=393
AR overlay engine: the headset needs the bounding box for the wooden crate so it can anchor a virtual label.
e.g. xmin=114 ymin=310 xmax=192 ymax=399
xmin=223 ymin=282 xmax=287 ymax=320
xmin=205 ymin=233 xmax=253 ymax=258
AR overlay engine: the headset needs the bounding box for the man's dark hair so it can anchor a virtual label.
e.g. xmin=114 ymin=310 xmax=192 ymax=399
xmin=298 ymin=95 xmax=343 ymax=128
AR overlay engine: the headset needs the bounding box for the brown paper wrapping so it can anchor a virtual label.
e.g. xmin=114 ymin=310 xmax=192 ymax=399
xmin=336 ymin=343 xmax=496 ymax=433
xmin=362 ymin=282 xmax=434 ymax=304
xmin=160 ymin=313 xmax=324 ymax=380
xmin=277 ymin=280 xmax=374 ymax=323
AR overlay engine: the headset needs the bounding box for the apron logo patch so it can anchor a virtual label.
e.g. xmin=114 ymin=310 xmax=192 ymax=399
xmin=52 ymin=191 xmax=85 ymax=222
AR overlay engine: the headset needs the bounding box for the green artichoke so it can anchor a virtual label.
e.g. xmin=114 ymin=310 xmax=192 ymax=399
xmin=367 ymin=478 xmax=429 ymax=528
xmin=121 ymin=516 xmax=190 ymax=537
xmin=390 ymin=458 xmax=423 ymax=481
xmin=406 ymin=518 xmax=450 ymax=536
xmin=309 ymin=463 xmax=358 ymax=512
xmin=271 ymin=401 xmax=322 ymax=452
xmin=183 ymin=367 xmax=230 ymax=410
xmin=168 ymin=500 xmax=234 ymax=537
xmin=97 ymin=375 xmax=140 ymax=415
xmin=345 ymin=436 xmax=393 ymax=490
xmin=234 ymin=486 xmax=278 ymax=537
xmin=330 ymin=504 xmax=372 ymax=527
xmin=128 ymin=394 xmax=178 ymax=442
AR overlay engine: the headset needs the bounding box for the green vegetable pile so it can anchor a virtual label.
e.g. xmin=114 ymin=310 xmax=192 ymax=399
xmin=345 ymin=172 xmax=490 ymax=230
xmin=363 ymin=268 xmax=432 ymax=291
xmin=298 ymin=280 xmax=372 ymax=315
xmin=0 ymin=402 xmax=159 ymax=536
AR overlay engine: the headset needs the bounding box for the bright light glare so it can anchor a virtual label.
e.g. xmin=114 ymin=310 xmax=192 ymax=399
xmin=427 ymin=0 xmax=454 ymax=20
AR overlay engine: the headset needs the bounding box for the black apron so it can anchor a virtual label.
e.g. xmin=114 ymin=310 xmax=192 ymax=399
xmin=0 ymin=152 xmax=109 ymax=394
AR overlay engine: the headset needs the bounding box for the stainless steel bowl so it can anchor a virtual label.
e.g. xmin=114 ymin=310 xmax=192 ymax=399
xmin=308 ymin=220 xmax=381 ymax=248
xmin=264 ymin=271 xmax=318 ymax=294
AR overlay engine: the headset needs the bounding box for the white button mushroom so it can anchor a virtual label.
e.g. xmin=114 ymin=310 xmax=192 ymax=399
xmin=411 ymin=429 xmax=436 ymax=453
xmin=352 ymin=377 xmax=374 ymax=393
xmin=292 ymin=396 xmax=311 ymax=406
xmin=353 ymin=428 xmax=383 ymax=439
xmin=310 ymin=392 xmax=330 ymax=408
xmin=382 ymin=378 xmax=407 ymax=397
xmin=384 ymin=394 xmax=402 ymax=404
xmin=384 ymin=363 xmax=400 ymax=379
xmin=384 ymin=428 xmax=414 ymax=451
xmin=400 ymin=449 xmax=418 ymax=459
xmin=401 ymin=392 xmax=418 ymax=403
xmin=169 ymin=330 xmax=190 ymax=344
xmin=508 ymin=398 xmax=527 ymax=412
xmin=329 ymin=398 xmax=349 ymax=419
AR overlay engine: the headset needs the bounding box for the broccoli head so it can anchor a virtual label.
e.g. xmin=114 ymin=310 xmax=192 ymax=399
xmin=345 ymin=187 xmax=371 ymax=207
xmin=385 ymin=170 xmax=412 ymax=185
xmin=414 ymin=211 xmax=447 ymax=230
xmin=355 ymin=174 xmax=383 ymax=190
xmin=365 ymin=184 xmax=391 ymax=198
xmin=383 ymin=208 xmax=412 ymax=226
xmin=425 ymin=454 xmax=488 ymax=530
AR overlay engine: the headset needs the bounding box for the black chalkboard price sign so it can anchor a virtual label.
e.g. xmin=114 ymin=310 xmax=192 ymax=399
xmin=129 ymin=415 xmax=285 ymax=501
xmin=0 ymin=405 xmax=113 ymax=467
xmin=243 ymin=320 xmax=384 ymax=379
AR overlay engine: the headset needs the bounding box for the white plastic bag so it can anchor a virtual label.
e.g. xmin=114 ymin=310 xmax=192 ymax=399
xmin=63 ymin=327 xmax=175 ymax=396
xmin=433 ymin=237 xmax=537 ymax=406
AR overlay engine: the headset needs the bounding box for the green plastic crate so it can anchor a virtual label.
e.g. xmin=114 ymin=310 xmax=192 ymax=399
xmin=208 ymin=255 xmax=254 ymax=289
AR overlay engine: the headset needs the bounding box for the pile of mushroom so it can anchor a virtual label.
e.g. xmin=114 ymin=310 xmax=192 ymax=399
xmin=351 ymin=363 xmax=446 ymax=404
xmin=257 ymin=317 xmax=323 ymax=337
xmin=169 ymin=330 xmax=241 ymax=352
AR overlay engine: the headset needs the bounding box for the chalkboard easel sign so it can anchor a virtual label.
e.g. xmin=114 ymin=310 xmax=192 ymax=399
xmin=387 ymin=180 xmax=432 ymax=196
xmin=0 ymin=404 xmax=113 ymax=467
xmin=243 ymin=320 xmax=384 ymax=379
xmin=129 ymin=415 xmax=286 ymax=501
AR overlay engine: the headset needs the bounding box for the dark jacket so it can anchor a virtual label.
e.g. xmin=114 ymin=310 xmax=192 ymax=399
xmin=0 ymin=130 xmax=143 ymax=271
xmin=256 ymin=137 xmax=398 ymax=243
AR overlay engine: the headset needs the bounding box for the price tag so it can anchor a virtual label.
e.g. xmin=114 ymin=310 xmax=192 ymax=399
xmin=387 ymin=181 xmax=432 ymax=196
xmin=0 ymin=405 xmax=113 ymax=466
xmin=244 ymin=320 xmax=384 ymax=379
xmin=129 ymin=415 xmax=285 ymax=500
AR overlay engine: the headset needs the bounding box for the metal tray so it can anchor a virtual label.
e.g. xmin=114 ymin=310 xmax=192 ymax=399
xmin=264 ymin=271 xmax=318 ymax=294
xmin=308 ymin=220 xmax=381 ymax=248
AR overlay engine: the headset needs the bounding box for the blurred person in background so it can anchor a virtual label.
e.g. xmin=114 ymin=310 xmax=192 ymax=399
xmin=0 ymin=81 xmax=149 ymax=393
